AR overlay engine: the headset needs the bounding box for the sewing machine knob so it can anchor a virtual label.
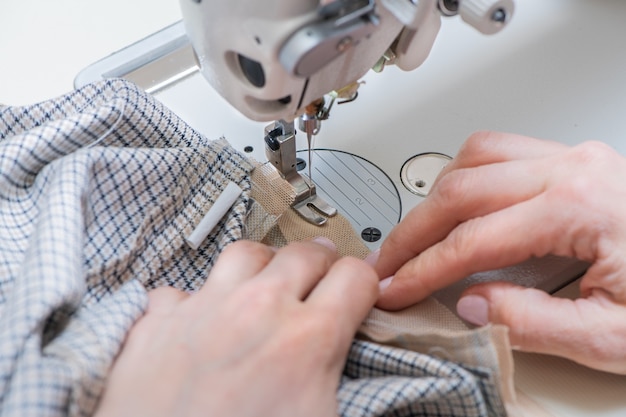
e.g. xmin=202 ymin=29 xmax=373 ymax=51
xmin=459 ymin=0 xmax=514 ymax=35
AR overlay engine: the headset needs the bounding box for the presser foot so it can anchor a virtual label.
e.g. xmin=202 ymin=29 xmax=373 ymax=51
xmin=264 ymin=120 xmax=337 ymax=226
xmin=291 ymin=176 xmax=337 ymax=226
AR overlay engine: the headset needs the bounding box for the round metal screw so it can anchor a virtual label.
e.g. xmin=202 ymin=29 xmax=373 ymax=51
xmin=361 ymin=227 xmax=382 ymax=243
xmin=415 ymin=179 xmax=426 ymax=188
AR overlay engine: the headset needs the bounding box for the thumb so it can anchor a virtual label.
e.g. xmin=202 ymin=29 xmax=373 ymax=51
xmin=456 ymin=282 xmax=626 ymax=373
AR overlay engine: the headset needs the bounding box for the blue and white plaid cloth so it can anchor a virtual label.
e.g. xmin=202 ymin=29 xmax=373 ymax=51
xmin=0 ymin=79 xmax=252 ymax=416
xmin=340 ymin=339 xmax=506 ymax=416
xmin=0 ymin=79 xmax=507 ymax=416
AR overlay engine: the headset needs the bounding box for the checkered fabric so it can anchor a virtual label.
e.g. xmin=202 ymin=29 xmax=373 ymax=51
xmin=0 ymin=79 xmax=252 ymax=416
xmin=340 ymin=340 xmax=506 ymax=417
xmin=0 ymin=79 xmax=507 ymax=416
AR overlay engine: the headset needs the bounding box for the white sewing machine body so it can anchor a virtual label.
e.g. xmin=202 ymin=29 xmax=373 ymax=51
xmin=174 ymin=0 xmax=515 ymax=228
xmin=178 ymin=0 xmax=513 ymax=122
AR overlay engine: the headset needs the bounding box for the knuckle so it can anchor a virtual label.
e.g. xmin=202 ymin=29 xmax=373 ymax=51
xmin=560 ymin=142 xmax=618 ymax=199
xmin=399 ymin=261 xmax=439 ymax=298
xmin=382 ymin=231 xmax=407 ymax=257
xmin=222 ymin=240 xmax=269 ymax=260
xmin=445 ymin=219 xmax=480 ymax=260
xmin=284 ymin=241 xmax=334 ymax=273
xmin=226 ymin=239 xmax=258 ymax=252
xmin=575 ymin=140 xmax=614 ymax=156
xmin=546 ymin=141 xmax=622 ymax=236
xmin=433 ymin=170 xmax=472 ymax=208
xmin=336 ymin=257 xmax=377 ymax=284
xmin=462 ymin=130 xmax=498 ymax=156
xmin=565 ymin=140 xmax=615 ymax=169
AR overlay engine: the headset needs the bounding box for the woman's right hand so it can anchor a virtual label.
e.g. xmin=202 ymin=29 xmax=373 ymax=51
xmin=374 ymin=131 xmax=626 ymax=373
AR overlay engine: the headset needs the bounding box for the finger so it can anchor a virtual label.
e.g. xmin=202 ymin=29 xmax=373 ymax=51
xmin=456 ymin=282 xmax=626 ymax=374
xmin=375 ymin=133 xmax=566 ymax=280
xmin=306 ymin=257 xmax=379 ymax=335
xmin=202 ymin=240 xmax=276 ymax=295
xmin=252 ymin=237 xmax=339 ymax=300
xmin=376 ymin=192 xmax=578 ymax=310
xmin=375 ymin=156 xmax=550 ymax=280
xmin=435 ymin=131 xmax=567 ymax=187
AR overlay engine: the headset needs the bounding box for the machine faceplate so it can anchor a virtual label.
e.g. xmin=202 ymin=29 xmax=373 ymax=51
xmin=296 ymin=149 xmax=401 ymax=251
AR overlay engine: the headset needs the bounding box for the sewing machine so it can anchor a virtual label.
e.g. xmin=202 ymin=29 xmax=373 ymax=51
xmin=177 ymin=0 xmax=514 ymax=226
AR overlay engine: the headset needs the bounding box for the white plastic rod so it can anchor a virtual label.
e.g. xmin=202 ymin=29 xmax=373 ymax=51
xmin=185 ymin=181 xmax=243 ymax=250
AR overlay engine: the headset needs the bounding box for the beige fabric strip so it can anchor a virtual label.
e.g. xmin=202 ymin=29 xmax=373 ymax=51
xmin=248 ymin=161 xmax=370 ymax=258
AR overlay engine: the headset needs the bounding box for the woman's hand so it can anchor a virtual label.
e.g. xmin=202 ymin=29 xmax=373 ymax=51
xmin=95 ymin=238 xmax=378 ymax=417
xmin=374 ymin=131 xmax=626 ymax=373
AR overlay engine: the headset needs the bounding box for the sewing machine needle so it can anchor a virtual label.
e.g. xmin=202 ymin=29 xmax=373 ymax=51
xmin=307 ymin=130 xmax=313 ymax=182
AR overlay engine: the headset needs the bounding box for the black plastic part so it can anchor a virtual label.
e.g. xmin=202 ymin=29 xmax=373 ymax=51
xmin=296 ymin=158 xmax=306 ymax=171
xmin=264 ymin=127 xmax=283 ymax=151
xmin=278 ymin=95 xmax=292 ymax=104
xmin=238 ymin=54 xmax=266 ymax=88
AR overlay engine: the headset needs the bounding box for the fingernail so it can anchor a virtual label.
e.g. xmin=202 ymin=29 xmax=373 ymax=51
xmin=379 ymin=276 xmax=394 ymax=293
xmin=456 ymin=295 xmax=489 ymax=326
xmin=364 ymin=249 xmax=380 ymax=266
xmin=312 ymin=236 xmax=336 ymax=252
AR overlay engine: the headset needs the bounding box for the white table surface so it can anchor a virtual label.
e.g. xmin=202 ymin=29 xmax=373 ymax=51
xmin=0 ymin=0 xmax=181 ymax=105
xmin=2 ymin=1 xmax=626 ymax=416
